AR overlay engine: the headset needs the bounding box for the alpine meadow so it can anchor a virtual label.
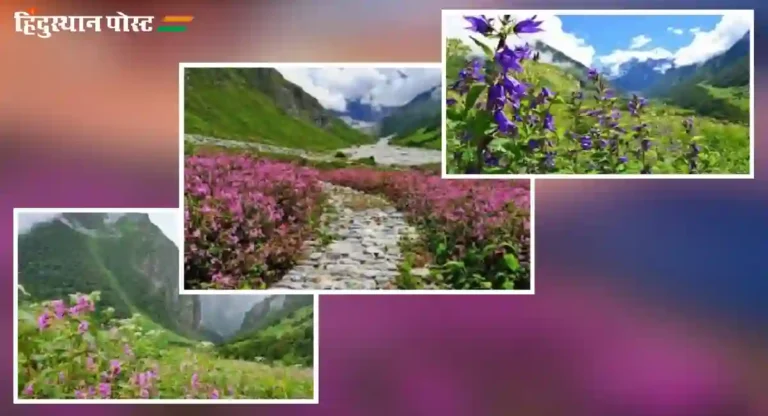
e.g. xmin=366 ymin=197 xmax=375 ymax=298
xmin=444 ymin=13 xmax=752 ymax=175
xmin=15 ymin=212 xmax=315 ymax=401
xmin=183 ymin=66 xmax=531 ymax=291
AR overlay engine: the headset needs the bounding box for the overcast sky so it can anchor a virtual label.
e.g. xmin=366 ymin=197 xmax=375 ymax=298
xmin=17 ymin=211 xmax=181 ymax=247
xmin=276 ymin=66 xmax=441 ymax=112
xmin=443 ymin=12 xmax=751 ymax=76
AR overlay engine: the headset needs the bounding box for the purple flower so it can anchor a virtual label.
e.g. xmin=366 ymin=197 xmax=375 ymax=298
xmin=587 ymin=68 xmax=599 ymax=81
xmin=488 ymin=82 xmax=506 ymax=109
xmin=74 ymin=389 xmax=87 ymax=399
xmin=22 ymin=383 xmax=33 ymax=396
xmin=683 ymin=117 xmax=694 ymax=133
xmin=543 ymin=152 xmax=556 ymax=169
xmin=690 ymin=142 xmax=701 ymax=156
xmin=37 ymin=312 xmax=51 ymax=330
xmin=191 ymin=373 xmax=200 ymax=389
xmin=580 ymin=136 xmax=593 ymax=150
xmin=513 ymin=44 xmax=533 ymax=60
xmin=513 ymin=15 xmax=544 ymax=34
xmin=78 ymin=320 xmax=89 ymax=334
xmin=446 ymin=98 xmax=457 ymax=106
xmin=641 ymin=139 xmax=652 ymax=151
xmin=543 ymin=112 xmax=555 ymax=132
xmin=464 ymin=15 xmax=493 ymax=35
xmin=494 ymin=109 xmax=516 ymax=134
xmin=484 ymin=150 xmax=500 ymax=166
xmin=99 ymin=382 xmax=111 ymax=398
xmin=110 ymin=359 xmax=121 ymax=376
xmin=619 ymin=156 xmax=628 ymax=163
xmin=502 ymin=75 xmax=527 ymax=97
xmin=210 ymin=389 xmax=220 ymax=399
xmin=50 ymin=300 xmax=66 ymax=319
xmin=140 ymin=388 xmax=150 ymax=399
xmin=528 ymin=139 xmax=541 ymax=150
xmin=495 ymin=46 xmax=523 ymax=73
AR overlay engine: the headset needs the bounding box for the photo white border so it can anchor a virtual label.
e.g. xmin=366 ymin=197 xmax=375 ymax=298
xmin=179 ymin=62 xmax=535 ymax=296
xmin=439 ymin=9 xmax=756 ymax=180
xmin=13 ymin=208 xmax=320 ymax=404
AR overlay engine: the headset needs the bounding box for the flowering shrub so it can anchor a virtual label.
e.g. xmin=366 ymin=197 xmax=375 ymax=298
xmin=321 ymin=168 xmax=531 ymax=289
xmin=185 ymin=155 xmax=325 ymax=289
xmin=446 ymin=15 xmax=750 ymax=174
xmin=17 ymin=290 xmax=313 ymax=399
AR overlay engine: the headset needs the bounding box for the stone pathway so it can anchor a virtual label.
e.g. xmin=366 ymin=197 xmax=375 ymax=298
xmin=269 ymin=183 xmax=422 ymax=290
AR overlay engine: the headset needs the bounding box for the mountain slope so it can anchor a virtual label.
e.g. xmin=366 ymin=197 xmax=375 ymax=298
xmin=380 ymin=85 xmax=441 ymax=149
xmin=611 ymin=33 xmax=749 ymax=123
xmin=18 ymin=213 xmax=203 ymax=338
xmin=184 ymin=68 xmax=375 ymax=151
xmin=218 ymin=299 xmax=314 ymax=366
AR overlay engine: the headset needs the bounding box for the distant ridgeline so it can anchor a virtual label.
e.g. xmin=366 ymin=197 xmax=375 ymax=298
xmin=184 ymin=67 xmax=374 ymax=151
xmin=17 ymin=213 xmax=314 ymax=365
xmin=448 ymin=33 xmax=750 ymax=124
xmin=17 ymin=213 xmax=202 ymax=337
xmin=378 ymin=85 xmax=442 ymax=150
xmin=609 ymin=32 xmax=750 ymax=124
xmin=217 ymin=296 xmax=314 ymax=366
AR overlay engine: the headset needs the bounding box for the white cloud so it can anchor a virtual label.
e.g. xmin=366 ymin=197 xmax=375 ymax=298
xmin=629 ymin=35 xmax=652 ymax=49
xmin=276 ymin=67 xmax=441 ymax=112
xmin=674 ymin=13 xmax=751 ymax=65
xmin=597 ymin=12 xmax=751 ymax=74
xmin=443 ymin=13 xmax=596 ymax=68
xmin=667 ymin=27 xmax=684 ymax=35
xmin=598 ymin=47 xmax=675 ymax=76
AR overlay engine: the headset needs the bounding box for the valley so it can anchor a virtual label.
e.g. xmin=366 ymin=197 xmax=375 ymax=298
xmin=16 ymin=212 xmax=315 ymax=400
xmin=183 ymin=66 xmax=531 ymax=291
xmin=443 ymin=14 xmax=750 ymax=175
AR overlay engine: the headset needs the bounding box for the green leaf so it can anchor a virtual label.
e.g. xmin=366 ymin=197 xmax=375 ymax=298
xmin=464 ymin=83 xmax=487 ymax=115
xmin=468 ymin=36 xmax=495 ymax=57
xmin=18 ymin=309 xmax=36 ymax=324
xmin=503 ymin=254 xmax=520 ymax=271
xmin=443 ymin=261 xmax=466 ymax=270
xmin=447 ymin=107 xmax=463 ymax=122
xmin=467 ymin=110 xmax=493 ymax=139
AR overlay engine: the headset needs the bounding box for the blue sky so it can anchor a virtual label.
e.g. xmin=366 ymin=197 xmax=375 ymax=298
xmin=444 ymin=12 xmax=752 ymax=75
xmin=559 ymin=15 xmax=722 ymax=56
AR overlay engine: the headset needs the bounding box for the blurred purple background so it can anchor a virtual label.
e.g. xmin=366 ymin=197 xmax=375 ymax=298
xmin=3 ymin=0 xmax=765 ymax=415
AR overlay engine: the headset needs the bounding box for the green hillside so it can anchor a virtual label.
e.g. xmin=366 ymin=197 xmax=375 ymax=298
xmin=445 ymin=37 xmax=750 ymax=174
xmin=390 ymin=126 xmax=441 ymax=150
xmin=218 ymin=305 xmax=314 ymax=367
xmin=643 ymin=35 xmax=749 ymax=124
xmin=17 ymin=214 xmax=201 ymax=339
xmin=17 ymin=288 xmax=313 ymax=399
xmin=379 ymin=86 xmax=442 ymax=150
xmin=184 ymin=68 xmax=375 ymax=151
